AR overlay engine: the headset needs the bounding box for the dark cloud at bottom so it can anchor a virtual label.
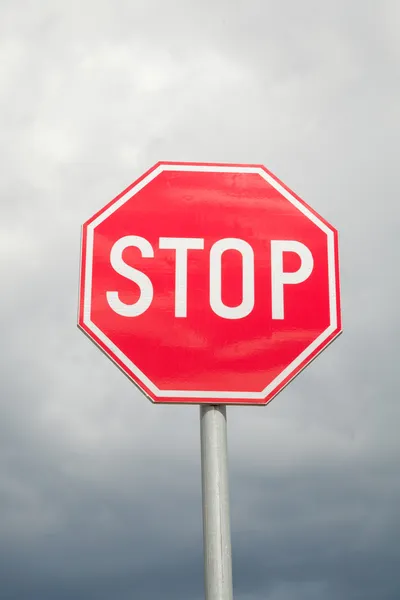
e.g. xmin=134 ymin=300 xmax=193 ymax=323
xmin=1 ymin=446 xmax=400 ymax=600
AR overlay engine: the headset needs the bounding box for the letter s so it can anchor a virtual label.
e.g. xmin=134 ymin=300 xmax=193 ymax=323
xmin=106 ymin=236 xmax=154 ymax=317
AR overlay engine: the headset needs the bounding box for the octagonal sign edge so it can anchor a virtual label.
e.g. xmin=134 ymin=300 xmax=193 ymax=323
xmin=78 ymin=161 xmax=342 ymax=405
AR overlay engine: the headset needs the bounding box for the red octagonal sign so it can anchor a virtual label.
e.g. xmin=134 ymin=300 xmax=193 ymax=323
xmin=78 ymin=162 xmax=341 ymax=405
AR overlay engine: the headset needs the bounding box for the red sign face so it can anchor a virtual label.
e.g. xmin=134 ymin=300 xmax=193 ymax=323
xmin=78 ymin=162 xmax=341 ymax=405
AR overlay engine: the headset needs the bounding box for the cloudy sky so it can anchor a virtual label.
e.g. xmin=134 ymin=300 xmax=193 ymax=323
xmin=1 ymin=1 xmax=399 ymax=598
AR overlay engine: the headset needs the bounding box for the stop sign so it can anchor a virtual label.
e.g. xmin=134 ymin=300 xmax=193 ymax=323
xmin=78 ymin=162 xmax=341 ymax=405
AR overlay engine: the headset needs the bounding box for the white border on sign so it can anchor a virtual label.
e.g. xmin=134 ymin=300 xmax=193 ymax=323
xmin=83 ymin=164 xmax=338 ymax=400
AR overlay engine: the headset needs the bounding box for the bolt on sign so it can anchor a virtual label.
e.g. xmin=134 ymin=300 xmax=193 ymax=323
xmin=78 ymin=162 xmax=341 ymax=405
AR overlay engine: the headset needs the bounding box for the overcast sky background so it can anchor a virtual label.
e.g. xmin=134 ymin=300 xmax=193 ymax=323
xmin=1 ymin=1 xmax=399 ymax=599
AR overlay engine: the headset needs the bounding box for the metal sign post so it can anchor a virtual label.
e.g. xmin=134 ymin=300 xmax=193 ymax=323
xmin=200 ymin=405 xmax=233 ymax=600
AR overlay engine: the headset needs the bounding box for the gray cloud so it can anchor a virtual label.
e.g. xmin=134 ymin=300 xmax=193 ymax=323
xmin=0 ymin=0 xmax=399 ymax=598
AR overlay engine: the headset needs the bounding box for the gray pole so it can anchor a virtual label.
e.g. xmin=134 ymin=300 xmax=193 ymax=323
xmin=200 ymin=405 xmax=233 ymax=600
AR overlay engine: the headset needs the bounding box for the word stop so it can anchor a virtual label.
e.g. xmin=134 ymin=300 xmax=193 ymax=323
xmin=106 ymin=236 xmax=314 ymax=320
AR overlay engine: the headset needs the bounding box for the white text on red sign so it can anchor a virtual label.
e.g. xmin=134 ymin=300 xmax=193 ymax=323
xmin=106 ymin=236 xmax=314 ymax=320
